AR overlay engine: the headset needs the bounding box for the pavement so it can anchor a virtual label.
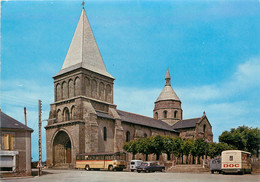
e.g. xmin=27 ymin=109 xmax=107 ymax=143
xmin=1 ymin=169 xmax=259 ymax=182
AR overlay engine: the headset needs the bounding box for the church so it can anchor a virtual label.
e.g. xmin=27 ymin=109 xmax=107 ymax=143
xmin=45 ymin=8 xmax=213 ymax=167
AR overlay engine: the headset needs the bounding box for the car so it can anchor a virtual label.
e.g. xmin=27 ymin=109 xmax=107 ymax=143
xmin=130 ymin=160 xmax=143 ymax=172
xmin=210 ymin=158 xmax=221 ymax=174
xmin=136 ymin=162 xmax=165 ymax=173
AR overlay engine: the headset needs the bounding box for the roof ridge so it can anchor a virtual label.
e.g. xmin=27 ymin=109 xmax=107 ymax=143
xmin=117 ymin=109 xmax=161 ymax=122
xmin=181 ymin=117 xmax=201 ymax=121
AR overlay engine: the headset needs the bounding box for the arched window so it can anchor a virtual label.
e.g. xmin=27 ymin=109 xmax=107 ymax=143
xmin=62 ymin=81 xmax=68 ymax=99
xmin=203 ymin=124 xmax=206 ymax=133
xmin=154 ymin=112 xmax=158 ymax=119
xmin=174 ymin=110 xmax=178 ymax=118
xmin=85 ymin=77 xmax=90 ymax=97
xmin=68 ymin=79 xmax=74 ymax=98
xmin=144 ymin=133 xmax=147 ymax=138
xmin=64 ymin=107 xmax=70 ymax=121
xmin=163 ymin=110 xmax=168 ymax=118
xmin=103 ymin=127 xmax=107 ymax=141
xmin=99 ymin=82 xmax=104 ymax=100
xmin=203 ymin=124 xmax=206 ymax=140
xmin=105 ymin=84 xmax=111 ymax=102
xmin=56 ymin=109 xmax=61 ymax=122
xmin=56 ymin=84 xmax=61 ymax=101
xmin=71 ymin=106 xmax=75 ymax=120
xmin=91 ymin=79 xmax=97 ymax=98
xmin=126 ymin=131 xmax=130 ymax=142
xmin=75 ymin=77 xmax=81 ymax=96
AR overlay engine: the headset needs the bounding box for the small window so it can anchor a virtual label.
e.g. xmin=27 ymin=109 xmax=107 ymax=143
xmin=154 ymin=112 xmax=158 ymax=119
xmin=103 ymin=127 xmax=107 ymax=141
xmin=174 ymin=110 xmax=178 ymax=118
xmin=4 ymin=134 xmax=14 ymax=150
xmin=229 ymin=156 xmax=233 ymax=161
xmin=163 ymin=110 xmax=167 ymax=118
xmin=126 ymin=131 xmax=130 ymax=142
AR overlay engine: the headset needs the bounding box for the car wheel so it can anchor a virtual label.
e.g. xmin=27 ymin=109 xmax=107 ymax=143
xmin=137 ymin=171 xmax=141 ymax=173
xmin=85 ymin=165 xmax=90 ymax=171
xmin=145 ymin=169 xmax=149 ymax=173
xmin=108 ymin=165 xmax=113 ymax=171
xmin=131 ymin=169 xmax=134 ymax=172
xmin=161 ymin=168 xmax=165 ymax=172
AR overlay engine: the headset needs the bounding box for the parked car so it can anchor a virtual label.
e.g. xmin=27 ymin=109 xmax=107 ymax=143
xmin=210 ymin=159 xmax=221 ymax=174
xmin=130 ymin=160 xmax=143 ymax=172
xmin=136 ymin=162 xmax=165 ymax=173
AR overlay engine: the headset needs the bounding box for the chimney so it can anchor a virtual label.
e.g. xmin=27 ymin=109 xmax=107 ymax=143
xmin=24 ymin=107 xmax=27 ymax=126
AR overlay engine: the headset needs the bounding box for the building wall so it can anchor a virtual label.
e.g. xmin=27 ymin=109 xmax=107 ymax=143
xmin=0 ymin=129 xmax=32 ymax=175
xmin=45 ymin=123 xmax=85 ymax=167
xmin=97 ymin=118 xmax=115 ymax=153
xmin=177 ymin=117 xmax=213 ymax=142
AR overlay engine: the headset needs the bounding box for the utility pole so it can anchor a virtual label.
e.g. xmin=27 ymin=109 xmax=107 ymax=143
xmin=24 ymin=107 xmax=27 ymax=126
xmin=38 ymin=100 xmax=42 ymax=176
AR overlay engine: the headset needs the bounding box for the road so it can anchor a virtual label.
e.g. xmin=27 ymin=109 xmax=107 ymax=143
xmin=2 ymin=169 xmax=259 ymax=182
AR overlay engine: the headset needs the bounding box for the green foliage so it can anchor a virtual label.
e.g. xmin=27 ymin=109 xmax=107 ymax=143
xmin=208 ymin=142 xmax=234 ymax=158
xmin=219 ymin=125 xmax=260 ymax=156
xmin=123 ymin=140 xmax=138 ymax=159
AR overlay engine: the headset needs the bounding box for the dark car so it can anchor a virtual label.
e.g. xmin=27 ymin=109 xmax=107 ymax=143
xmin=136 ymin=162 xmax=165 ymax=173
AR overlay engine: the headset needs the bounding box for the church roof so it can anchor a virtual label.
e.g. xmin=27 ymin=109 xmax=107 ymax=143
xmin=117 ymin=110 xmax=178 ymax=133
xmin=0 ymin=111 xmax=33 ymax=132
xmin=54 ymin=8 xmax=114 ymax=79
xmin=172 ymin=117 xmax=201 ymax=129
xmin=156 ymin=69 xmax=180 ymax=102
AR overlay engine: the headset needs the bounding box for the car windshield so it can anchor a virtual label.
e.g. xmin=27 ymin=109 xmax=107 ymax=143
xmin=141 ymin=163 xmax=148 ymax=166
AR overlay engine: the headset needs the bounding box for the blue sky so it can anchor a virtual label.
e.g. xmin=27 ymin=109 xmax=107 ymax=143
xmin=1 ymin=0 xmax=260 ymax=161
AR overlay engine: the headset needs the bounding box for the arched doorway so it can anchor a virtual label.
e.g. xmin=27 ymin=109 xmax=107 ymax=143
xmin=53 ymin=131 xmax=72 ymax=165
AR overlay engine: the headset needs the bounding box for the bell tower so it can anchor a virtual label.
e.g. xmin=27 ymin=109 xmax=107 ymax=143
xmin=153 ymin=68 xmax=182 ymax=126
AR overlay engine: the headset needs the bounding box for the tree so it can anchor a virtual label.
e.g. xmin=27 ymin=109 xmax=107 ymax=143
xmin=173 ymin=137 xmax=184 ymax=163
xmin=136 ymin=137 xmax=152 ymax=161
xmin=183 ymin=139 xmax=193 ymax=164
xmin=150 ymin=135 xmax=164 ymax=160
xmin=162 ymin=136 xmax=175 ymax=160
xmin=123 ymin=140 xmax=138 ymax=159
xmin=219 ymin=125 xmax=260 ymax=156
xmin=193 ymin=138 xmax=208 ymax=164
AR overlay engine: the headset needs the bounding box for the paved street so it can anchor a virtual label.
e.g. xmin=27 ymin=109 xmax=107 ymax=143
xmin=2 ymin=169 xmax=259 ymax=182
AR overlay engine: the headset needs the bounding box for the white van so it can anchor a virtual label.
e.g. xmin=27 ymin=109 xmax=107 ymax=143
xmin=221 ymin=150 xmax=251 ymax=174
xmin=130 ymin=160 xmax=143 ymax=172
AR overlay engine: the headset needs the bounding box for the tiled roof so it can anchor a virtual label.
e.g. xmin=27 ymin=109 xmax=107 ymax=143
xmin=172 ymin=117 xmax=201 ymax=130
xmin=0 ymin=111 xmax=33 ymax=131
xmin=55 ymin=8 xmax=113 ymax=79
xmin=96 ymin=111 xmax=114 ymax=120
xmin=117 ymin=110 xmax=178 ymax=133
xmin=156 ymin=69 xmax=180 ymax=102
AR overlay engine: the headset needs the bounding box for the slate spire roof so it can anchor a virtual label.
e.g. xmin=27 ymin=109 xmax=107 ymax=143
xmin=156 ymin=68 xmax=180 ymax=102
xmin=55 ymin=8 xmax=114 ymax=79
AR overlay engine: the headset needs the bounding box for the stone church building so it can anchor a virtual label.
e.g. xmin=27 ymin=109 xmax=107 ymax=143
xmin=45 ymin=8 xmax=213 ymax=167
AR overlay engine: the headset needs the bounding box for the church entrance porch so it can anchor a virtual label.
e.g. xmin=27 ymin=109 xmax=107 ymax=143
xmin=53 ymin=131 xmax=72 ymax=165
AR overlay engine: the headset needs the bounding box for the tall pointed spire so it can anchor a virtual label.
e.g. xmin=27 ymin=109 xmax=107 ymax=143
xmin=156 ymin=68 xmax=180 ymax=102
xmin=54 ymin=8 xmax=114 ymax=79
xmin=165 ymin=68 xmax=171 ymax=86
